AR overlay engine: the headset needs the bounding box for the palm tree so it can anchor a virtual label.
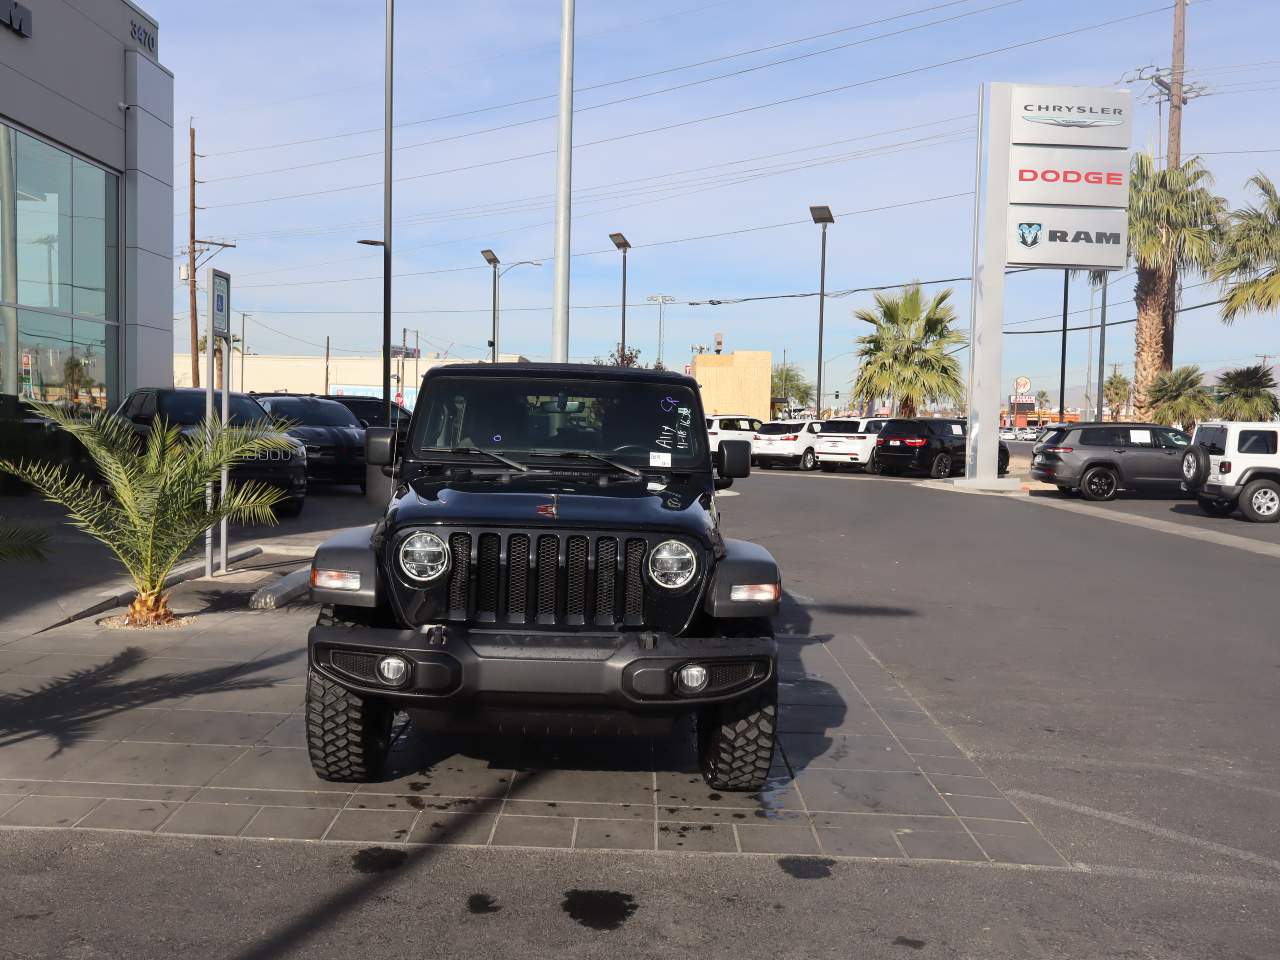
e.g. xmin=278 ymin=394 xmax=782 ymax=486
xmin=1035 ymin=389 xmax=1051 ymax=419
xmin=771 ymin=362 xmax=813 ymax=415
xmin=1103 ymin=372 xmax=1131 ymax=422
xmin=1212 ymin=173 xmax=1280 ymax=322
xmin=196 ymin=333 xmax=243 ymax=390
xmin=1146 ymin=365 xmax=1216 ymax=430
xmin=1128 ymin=153 xmax=1225 ymax=417
xmin=0 ymin=401 xmax=290 ymax=625
xmin=1216 ymin=364 xmax=1279 ymax=421
xmin=851 ymin=283 xmax=965 ymax=417
xmin=0 ymin=520 xmax=49 ymax=562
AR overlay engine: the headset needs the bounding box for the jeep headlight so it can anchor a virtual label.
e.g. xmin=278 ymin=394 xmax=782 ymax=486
xmin=649 ymin=540 xmax=696 ymax=589
xmin=399 ymin=531 xmax=449 ymax=581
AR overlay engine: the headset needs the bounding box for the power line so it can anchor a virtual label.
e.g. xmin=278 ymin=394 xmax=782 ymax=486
xmin=1004 ymin=298 xmax=1226 ymax=335
xmin=191 ymin=5 xmax=1169 ymax=212
xmin=195 ymin=0 xmax=1018 ymax=185
xmin=192 ymin=0 xmax=1002 ymax=165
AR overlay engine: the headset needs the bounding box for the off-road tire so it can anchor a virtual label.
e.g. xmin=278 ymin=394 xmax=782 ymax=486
xmin=1181 ymin=444 xmax=1210 ymax=490
xmin=1197 ymin=496 xmax=1235 ymax=518
xmin=697 ymin=680 xmax=778 ymax=792
xmin=306 ymin=605 xmax=394 ymax=781
xmin=1239 ymin=479 xmax=1280 ymax=523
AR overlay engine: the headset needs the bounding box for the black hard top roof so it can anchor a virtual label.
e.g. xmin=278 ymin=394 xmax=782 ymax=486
xmin=422 ymin=362 xmax=697 ymax=387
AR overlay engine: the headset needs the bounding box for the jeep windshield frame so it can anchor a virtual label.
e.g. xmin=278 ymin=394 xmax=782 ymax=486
xmin=409 ymin=374 xmax=710 ymax=471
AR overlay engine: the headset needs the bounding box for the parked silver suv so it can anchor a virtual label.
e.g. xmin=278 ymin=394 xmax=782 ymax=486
xmin=1181 ymin=421 xmax=1280 ymax=522
xmin=1030 ymin=422 xmax=1189 ymax=501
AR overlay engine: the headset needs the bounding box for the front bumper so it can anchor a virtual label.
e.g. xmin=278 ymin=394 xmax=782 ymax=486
xmin=308 ymin=622 xmax=776 ymax=710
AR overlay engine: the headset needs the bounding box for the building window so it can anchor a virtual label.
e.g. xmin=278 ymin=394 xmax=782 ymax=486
xmin=0 ymin=121 xmax=119 ymax=409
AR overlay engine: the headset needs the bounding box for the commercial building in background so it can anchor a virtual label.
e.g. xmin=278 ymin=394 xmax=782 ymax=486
xmin=1 ymin=0 xmax=172 ymax=419
xmin=173 ymin=353 xmax=528 ymax=409
xmin=692 ymin=350 xmax=771 ymax=422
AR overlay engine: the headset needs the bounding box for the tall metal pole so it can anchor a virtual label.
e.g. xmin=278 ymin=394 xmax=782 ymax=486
xmin=620 ymin=246 xmax=628 ymax=356
xmin=240 ymin=312 xmax=247 ymax=388
xmin=816 ymin=222 xmax=828 ymax=418
xmin=551 ymin=0 xmax=575 ymax=361
xmin=490 ymin=261 xmax=498 ymax=362
xmin=657 ymin=299 xmax=665 ymax=368
xmin=1096 ymin=278 xmax=1109 ymax=420
xmin=1166 ymin=0 xmax=1187 ymax=169
xmin=219 ymin=334 xmax=229 ymax=575
xmin=382 ymin=0 xmax=394 ymax=427
xmin=1058 ymin=270 xmax=1070 ymax=422
xmin=324 ymin=335 xmax=330 ymax=394
xmin=204 ymin=298 xmax=214 ymax=577
xmin=188 ymin=124 xmax=199 ymax=388
xmin=966 ymin=83 xmax=985 ymax=421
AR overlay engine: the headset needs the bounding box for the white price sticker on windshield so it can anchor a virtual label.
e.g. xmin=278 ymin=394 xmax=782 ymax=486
xmin=649 ymin=451 xmax=671 ymax=467
xmin=1129 ymin=429 xmax=1152 ymax=445
xmin=951 ymin=424 xmax=963 ymax=436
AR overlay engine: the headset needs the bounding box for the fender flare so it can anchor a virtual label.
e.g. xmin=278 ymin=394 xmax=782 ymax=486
xmin=310 ymin=524 xmax=379 ymax=608
xmin=704 ymin=538 xmax=781 ymax=619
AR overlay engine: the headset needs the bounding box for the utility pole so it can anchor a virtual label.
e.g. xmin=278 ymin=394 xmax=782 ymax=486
xmin=550 ymin=0 xmax=576 ymax=361
xmin=414 ymin=331 xmax=420 ymax=391
xmin=239 ymin=312 xmax=248 ymax=389
xmin=1165 ymin=0 xmax=1187 ymax=168
xmin=1256 ymin=354 xmax=1273 ymax=372
xmin=188 ymin=124 xmax=199 ymax=387
xmin=324 ymin=336 xmax=330 ymax=394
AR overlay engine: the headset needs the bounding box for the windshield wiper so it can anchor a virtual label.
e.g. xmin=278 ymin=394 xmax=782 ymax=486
xmin=541 ymin=451 xmax=641 ymax=477
xmin=421 ymin=446 xmax=528 ymax=472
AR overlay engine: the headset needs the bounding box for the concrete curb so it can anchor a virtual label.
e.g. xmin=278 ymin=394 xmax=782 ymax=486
xmin=40 ymin=545 xmax=265 ymax=633
xmin=249 ymin=566 xmax=311 ymax=610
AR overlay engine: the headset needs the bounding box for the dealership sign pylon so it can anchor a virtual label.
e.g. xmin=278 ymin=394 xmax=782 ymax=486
xmin=962 ymin=82 xmax=1132 ymax=488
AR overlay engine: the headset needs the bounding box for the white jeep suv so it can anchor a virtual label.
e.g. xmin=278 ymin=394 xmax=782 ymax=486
xmin=1182 ymin=421 xmax=1280 ymax=522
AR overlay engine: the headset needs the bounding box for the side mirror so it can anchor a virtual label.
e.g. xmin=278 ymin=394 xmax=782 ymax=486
xmin=717 ymin=439 xmax=751 ymax=479
xmin=366 ymin=426 xmax=394 ymax=466
xmin=358 ymin=418 xmax=370 ymax=428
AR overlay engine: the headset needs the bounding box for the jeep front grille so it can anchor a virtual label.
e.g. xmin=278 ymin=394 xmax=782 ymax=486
xmin=438 ymin=531 xmax=652 ymax=628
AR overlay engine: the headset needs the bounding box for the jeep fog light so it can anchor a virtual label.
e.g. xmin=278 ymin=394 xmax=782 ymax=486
xmin=400 ymin=531 xmax=449 ymax=581
xmin=677 ymin=664 xmax=709 ymax=693
xmin=377 ymin=656 xmax=408 ymax=685
xmin=730 ymin=583 xmax=780 ymax=602
xmin=311 ymin=568 xmax=361 ymax=591
xmin=649 ymin=540 xmax=696 ymax=588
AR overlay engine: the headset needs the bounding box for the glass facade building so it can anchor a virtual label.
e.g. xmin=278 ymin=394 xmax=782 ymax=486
xmin=1 ymin=122 xmax=120 ymax=410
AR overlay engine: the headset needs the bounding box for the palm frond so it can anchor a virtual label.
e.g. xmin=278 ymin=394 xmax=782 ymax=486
xmin=0 ymin=518 xmax=50 ymax=563
xmin=1211 ymin=172 xmax=1280 ymax=323
xmin=1147 ymin=366 xmax=1217 ymax=428
xmin=1215 ymin=364 xmax=1280 ymax=421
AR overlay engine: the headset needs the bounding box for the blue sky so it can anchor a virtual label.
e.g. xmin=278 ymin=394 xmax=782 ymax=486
xmin=155 ymin=0 xmax=1280 ymax=403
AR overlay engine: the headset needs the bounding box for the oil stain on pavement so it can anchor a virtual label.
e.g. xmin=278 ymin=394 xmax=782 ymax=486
xmin=467 ymin=893 xmax=501 ymax=915
xmin=350 ymin=847 xmax=408 ymax=874
xmin=561 ymin=890 xmax=638 ymax=931
xmin=893 ymin=936 xmax=927 ymax=949
xmin=777 ymin=856 xmax=837 ymax=879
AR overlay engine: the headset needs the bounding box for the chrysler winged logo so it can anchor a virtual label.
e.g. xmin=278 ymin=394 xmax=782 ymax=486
xmin=536 ymin=494 xmax=559 ymax=519
xmin=1022 ymin=114 xmax=1124 ymax=129
xmin=1017 ymin=222 xmax=1042 ymax=248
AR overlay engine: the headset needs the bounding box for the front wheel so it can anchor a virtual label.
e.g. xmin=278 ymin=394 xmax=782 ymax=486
xmin=1198 ymin=496 xmax=1236 ymax=518
xmin=697 ymin=680 xmax=777 ymax=792
xmin=1080 ymin=466 xmax=1119 ymax=502
xmin=306 ymin=664 xmax=394 ymax=782
xmin=1239 ymin=479 xmax=1280 ymax=523
xmin=800 ymin=448 xmax=817 ymax=471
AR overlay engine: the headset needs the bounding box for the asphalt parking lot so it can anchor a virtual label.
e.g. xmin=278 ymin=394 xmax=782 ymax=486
xmin=2 ymin=475 xmax=1277 ymax=958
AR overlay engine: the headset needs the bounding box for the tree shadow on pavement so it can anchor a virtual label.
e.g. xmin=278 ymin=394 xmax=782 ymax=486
xmin=0 ymin=648 xmax=296 ymax=755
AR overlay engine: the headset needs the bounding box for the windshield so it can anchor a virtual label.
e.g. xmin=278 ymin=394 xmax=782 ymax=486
xmin=264 ymin=398 xmax=360 ymax=427
xmin=159 ymin=392 xmax=268 ymax=427
xmin=816 ymin=420 xmax=862 ymax=434
xmin=411 ymin=376 xmax=706 ymax=468
xmin=758 ymin=422 xmax=800 ymax=435
xmin=336 ymin=397 xmax=410 ymax=424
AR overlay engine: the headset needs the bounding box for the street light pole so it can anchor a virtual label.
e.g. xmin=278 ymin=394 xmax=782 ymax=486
xmin=551 ymin=0 xmax=575 ymax=362
xmin=382 ymin=0 xmax=394 ymax=427
xmin=482 ymin=249 xmax=499 ymax=362
xmin=810 ymin=206 xmax=835 ymax=419
xmin=610 ymin=233 xmax=630 ymax=357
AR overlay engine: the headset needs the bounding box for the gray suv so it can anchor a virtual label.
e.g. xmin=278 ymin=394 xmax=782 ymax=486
xmin=1030 ymin=422 xmax=1190 ymax=501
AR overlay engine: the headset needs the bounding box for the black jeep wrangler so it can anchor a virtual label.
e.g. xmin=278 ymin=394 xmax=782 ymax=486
xmin=305 ymin=363 xmax=781 ymax=790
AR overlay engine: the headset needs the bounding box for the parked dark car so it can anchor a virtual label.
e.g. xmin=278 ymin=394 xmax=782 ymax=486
xmin=873 ymin=418 xmax=1009 ymax=477
xmin=1029 ymin=422 xmax=1189 ymax=501
xmin=116 ymin=387 xmax=307 ymax=516
xmin=304 ymin=363 xmax=780 ymax=791
xmin=324 ymin=394 xmax=412 ymax=445
xmin=0 ymin=395 xmax=97 ymax=494
xmin=256 ymin=394 xmax=366 ymax=490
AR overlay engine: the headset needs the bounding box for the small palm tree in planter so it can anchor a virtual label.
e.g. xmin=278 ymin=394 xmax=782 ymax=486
xmin=0 ymin=401 xmax=290 ymax=626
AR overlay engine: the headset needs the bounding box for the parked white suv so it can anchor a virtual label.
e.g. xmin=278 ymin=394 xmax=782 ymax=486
xmin=814 ymin=418 xmax=887 ymax=472
xmin=705 ymin=414 xmax=763 ymax=454
xmin=1182 ymin=420 xmax=1280 ymax=522
xmin=754 ymin=420 xmax=822 ymax=470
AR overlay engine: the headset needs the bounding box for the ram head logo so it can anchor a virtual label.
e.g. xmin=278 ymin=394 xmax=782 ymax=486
xmin=1017 ymin=222 xmax=1042 ymax=248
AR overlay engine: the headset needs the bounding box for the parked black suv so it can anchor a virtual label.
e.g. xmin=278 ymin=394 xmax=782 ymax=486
xmin=116 ymin=387 xmax=308 ymax=516
xmin=324 ymin=394 xmax=412 ymax=444
xmin=305 ymin=363 xmax=781 ymax=790
xmin=1030 ymin=422 xmax=1189 ymax=501
xmin=255 ymin=394 xmax=366 ymax=490
xmin=873 ymin=418 xmax=1009 ymax=477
